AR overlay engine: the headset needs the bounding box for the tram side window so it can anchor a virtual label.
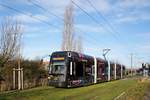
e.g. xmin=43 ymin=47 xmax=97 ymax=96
xmin=85 ymin=64 xmax=92 ymax=76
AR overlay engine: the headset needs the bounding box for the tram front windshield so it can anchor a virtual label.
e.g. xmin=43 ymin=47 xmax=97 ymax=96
xmin=50 ymin=62 xmax=65 ymax=75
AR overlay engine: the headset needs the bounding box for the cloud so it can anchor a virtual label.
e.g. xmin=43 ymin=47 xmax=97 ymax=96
xmin=22 ymin=44 xmax=59 ymax=60
xmin=36 ymin=0 xmax=70 ymax=16
xmin=133 ymin=45 xmax=150 ymax=64
xmin=22 ymin=25 xmax=61 ymax=38
xmin=117 ymin=15 xmax=138 ymax=23
xmin=115 ymin=11 xmax=150 ymax=23
xmin=14 ymin=14 xmax=49 ymax=24
xmin=103 ymin=0 xmax=150 ymax=23
xmin=118 ymin=0 xmax=150 ymax=8
xmin=75 ymin=24 xmax=104 ymax=34
xmin=2 ymin=0 xmax=150 ymax=24
xmin=90 ymin=0 xmax=111 ymax=13
xmin=35 ymin=0 xmax=111 ymax=17
xmin=1 ymin=0 xmax=149 ymax=66
xmin=73 ymin=0 xmax=111 ymax=15
xmin=12 ymin=14 xmax=62 ymax=38
xmin=12 ymin=0 xmax=32 ymax=5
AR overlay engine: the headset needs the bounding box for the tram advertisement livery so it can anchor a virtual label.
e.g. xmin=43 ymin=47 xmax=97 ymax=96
xmin=48 ymin=51 xmax=125 ymax=87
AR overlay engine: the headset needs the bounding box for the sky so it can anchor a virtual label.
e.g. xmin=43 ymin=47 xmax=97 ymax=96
xmin=0 ymin=0 xmax=150 ymax=68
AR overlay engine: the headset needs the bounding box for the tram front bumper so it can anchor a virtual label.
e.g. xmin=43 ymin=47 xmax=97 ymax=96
xmin=48 ymin=80 xmax=66 ymax=87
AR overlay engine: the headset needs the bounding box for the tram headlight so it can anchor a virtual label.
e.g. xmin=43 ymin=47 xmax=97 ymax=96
xmin=48 ymin=75 xmax=53 ymax=80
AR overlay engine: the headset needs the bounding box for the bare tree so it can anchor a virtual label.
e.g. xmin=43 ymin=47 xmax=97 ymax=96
xmin=76 ymin=35 xmax=83 ymax=53
xmin=72 ymin=35 xmax=83 ymax=53
xmin=0 ymin=17 xmax=23 ymax=72
xmin=61 ymin=2 xmax=75 ymax=51
xmin=72 ymin=38 xmax=77 ymax=52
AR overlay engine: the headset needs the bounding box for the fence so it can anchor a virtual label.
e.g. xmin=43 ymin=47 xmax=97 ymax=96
xmin=0 ymin=78 xmax=48 ymax=92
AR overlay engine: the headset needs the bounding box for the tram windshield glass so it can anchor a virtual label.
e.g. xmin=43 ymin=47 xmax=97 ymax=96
xmin=50 ymin=62 xmax=65 ymax=75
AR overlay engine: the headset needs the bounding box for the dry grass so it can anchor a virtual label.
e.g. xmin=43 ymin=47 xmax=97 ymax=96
xmin=118 ymin=77 xmax=150 ymax=100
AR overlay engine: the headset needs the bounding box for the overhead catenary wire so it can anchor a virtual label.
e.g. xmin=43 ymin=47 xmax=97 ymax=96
xmin=0 ymin=1 xmax=101 ymax=48
xmin=28 ymin=0 xmax=106 ymax=46
xmin=0 ymin=3 xmax=60 ymax=29
xmin=28 ymin=0 xmax=64 ymax=21
xmin=0 ymin=1 xmax=136 ymax=66
xmin=72 ymin=0 xmax=137 ymax=66
xmin=29 ymin=0 xmax=133 ymax=58
xmin=71 ymin=0 xmax=119 ymax=41
xmin=87 ymin=0 xmax=137 ymax=55
xmin=72 ymin=0 xmax=133 ymax=58
xmin=73 ymin=0 xmax=133 ymax=59
xmin=1 ymin=1 xmax=128 ymax=54
xmin=28 ymin=0 xmax=126 ymax=56
xmin=86 ymin=0 xmax=121 ymax=37
xmin=86 ymin=0 xmax=131 ymax=48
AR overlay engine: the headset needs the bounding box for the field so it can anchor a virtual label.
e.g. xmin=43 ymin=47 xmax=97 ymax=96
xmin=0 ymin=78 xmax=149 ymax=100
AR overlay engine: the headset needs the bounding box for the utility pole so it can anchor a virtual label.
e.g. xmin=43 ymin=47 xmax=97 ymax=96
xmin=108 ymin=59 xmax=110 ymax=81
xmin=103 ymin=48 xmax=111 ymax=81
xmin=94 ymin=57 xmax=97 ymax=83
xmin=13 ymin=68 xmax=16 ymax=89
xmin=21 ymin=68 xmax=23 ymax=90
xmin=130 ymin=53 xmax=133 ymax=76
xmin=121 ymin=64 xmax=123 ymax=79
xmin=114 ymin=61 xmax=116 ymax=80
xmin=18 ymin=58 xmax=21 ymax=90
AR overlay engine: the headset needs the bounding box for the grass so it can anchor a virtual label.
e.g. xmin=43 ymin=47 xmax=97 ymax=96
xmin=0 ymin=78 xmax=148 ymax=100
xmin=118 ymin=78 xmax=150 ymax=100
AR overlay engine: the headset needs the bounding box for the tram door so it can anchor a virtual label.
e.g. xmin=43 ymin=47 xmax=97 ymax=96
xmin=75 ymin=61 xmax=86 ymax=79
xmin=82 ymin=61 xmax=86 ymax=78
